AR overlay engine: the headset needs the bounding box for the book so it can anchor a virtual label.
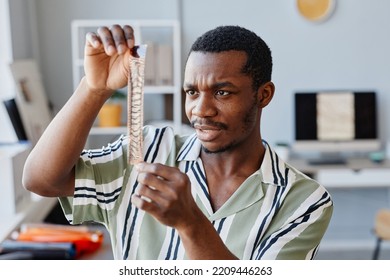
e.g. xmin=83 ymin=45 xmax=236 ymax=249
xmin=2 ymin=98 xmax=28 ymax=141
xmin=0 ymin=240 xmax=76 ymax=260
xmin=156 ymin=44 xmax=173 ymax=86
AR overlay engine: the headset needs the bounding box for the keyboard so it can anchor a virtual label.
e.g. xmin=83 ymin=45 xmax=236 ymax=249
xmin=308 ymin=158 xmax=347 ymax=165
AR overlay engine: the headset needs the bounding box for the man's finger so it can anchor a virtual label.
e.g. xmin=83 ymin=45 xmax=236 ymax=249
xmin=136 ymin=162 xmax=180 ymax=181
xmin=110 ymin=24 xmax=128 ymax=54
xmin=123 ymin=25 xmax=135 ymax=49
xmin=97 ymin=26 xmax=116 ymax=55
xmin=85 ymin=32 xmax=101 ymax=48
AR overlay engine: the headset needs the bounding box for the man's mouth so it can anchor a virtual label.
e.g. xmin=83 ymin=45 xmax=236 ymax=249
xmin=193 ymin=124 xmax=220 ymax=131
xmin=191 ymin=119 xmax=227 ymax=130
xmin=191 ymin=121 xmax=226 ymax=142
xmin=195 ymin=127 xmax=221 ymax=141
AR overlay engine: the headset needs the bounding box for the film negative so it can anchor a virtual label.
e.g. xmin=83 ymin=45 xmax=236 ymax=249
xmin=127 ymin=45 xmax=147 ymax=164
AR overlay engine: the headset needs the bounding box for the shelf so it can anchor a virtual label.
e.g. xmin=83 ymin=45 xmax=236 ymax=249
xmin=0 ymin=143 xmax=58 ymax=242
xmin=89 ymin=126 xmax=127 ymax=135
xmin=0 ymin=196 xmax=57 ymax=242
xmin=71 ymin=19 xmax=182 ymax=132
xmin=144 ymin=86 xmax=177 ymax=94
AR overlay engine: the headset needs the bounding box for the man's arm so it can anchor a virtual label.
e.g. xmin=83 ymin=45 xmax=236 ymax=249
xmin=23 ymin=25 xmax=135 ymax=197
xmin=22 ymin=79 xmax=110 ymax=197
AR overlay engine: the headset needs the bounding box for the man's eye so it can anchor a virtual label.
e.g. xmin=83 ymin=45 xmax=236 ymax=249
xmin=216 ymin=90 xmax=230 ymax=96
xmin=186 ymin=90 xmax=197 ymax=96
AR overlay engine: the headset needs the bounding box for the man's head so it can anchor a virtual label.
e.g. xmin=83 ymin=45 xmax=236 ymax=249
xmin=184 ymin=26 xmax=275 ymax=154
xmin=188 ymin=25 xmax=273 ymax=90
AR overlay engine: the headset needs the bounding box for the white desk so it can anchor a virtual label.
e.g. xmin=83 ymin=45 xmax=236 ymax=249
xmin=288 ymin=158 xmax=390 ymax=188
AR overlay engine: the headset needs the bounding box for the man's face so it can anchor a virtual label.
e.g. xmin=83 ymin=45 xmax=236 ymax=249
xmin=184 ymin=51 xmax=260 ymax=154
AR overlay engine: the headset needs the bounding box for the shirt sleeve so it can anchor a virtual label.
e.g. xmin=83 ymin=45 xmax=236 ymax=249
xmin=58 ymin=134 xmax=130 ymax=226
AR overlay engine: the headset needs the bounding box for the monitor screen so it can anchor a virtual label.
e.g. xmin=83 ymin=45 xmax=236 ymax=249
xmin=292 ymin=91 xmax=380 ymax=160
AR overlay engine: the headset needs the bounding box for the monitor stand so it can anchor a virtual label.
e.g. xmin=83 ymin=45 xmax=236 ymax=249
xmin=307 ymin=152 xmax=347 ymax=165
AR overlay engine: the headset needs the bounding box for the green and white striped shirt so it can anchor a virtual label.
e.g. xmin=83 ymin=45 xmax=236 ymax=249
xmin=59 ymin=125 xmax=333 ymax=260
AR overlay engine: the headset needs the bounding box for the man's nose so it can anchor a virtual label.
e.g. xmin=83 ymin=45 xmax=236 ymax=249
xmin=192 ymin=94 xmax=217 ymax=117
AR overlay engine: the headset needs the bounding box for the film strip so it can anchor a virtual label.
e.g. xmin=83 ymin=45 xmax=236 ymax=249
xmin=127 ymin=45 xmax=147 ymax=164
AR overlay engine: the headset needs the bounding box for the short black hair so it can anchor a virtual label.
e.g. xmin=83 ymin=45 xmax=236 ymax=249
xmin=189 ymin=25 xmax=272 ymax=90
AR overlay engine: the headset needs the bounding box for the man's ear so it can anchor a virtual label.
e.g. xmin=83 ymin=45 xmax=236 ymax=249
xmin=257 ymin=81 xmax=275 ymax=108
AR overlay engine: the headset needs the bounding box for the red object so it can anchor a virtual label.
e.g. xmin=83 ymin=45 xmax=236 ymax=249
xmin=14 ymin=224 xmax=104 ymax=257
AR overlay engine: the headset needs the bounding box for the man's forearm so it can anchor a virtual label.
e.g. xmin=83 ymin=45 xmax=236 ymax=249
xmin=23 ymin=78 xmax=111 ymax=197
xmin=178 ymin=212 xmax=238 ymax=260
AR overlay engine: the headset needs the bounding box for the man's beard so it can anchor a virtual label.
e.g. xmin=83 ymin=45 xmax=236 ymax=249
xmin=201 ymin=102 xmax=258 ymax=154
xmin=202 ymin=143 xmax=234 ymax=154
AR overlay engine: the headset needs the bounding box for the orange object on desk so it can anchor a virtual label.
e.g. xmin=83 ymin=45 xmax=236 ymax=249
xmin=13 ymin=223 xmax=104 ymax=256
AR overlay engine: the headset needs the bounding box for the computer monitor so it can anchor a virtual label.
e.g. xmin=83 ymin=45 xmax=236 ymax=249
xmin=292 ymin=91 xmax=380 ymax=164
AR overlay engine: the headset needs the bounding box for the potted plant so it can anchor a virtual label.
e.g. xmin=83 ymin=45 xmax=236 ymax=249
xmin=98 ymin=90 xmax=126 ymax=127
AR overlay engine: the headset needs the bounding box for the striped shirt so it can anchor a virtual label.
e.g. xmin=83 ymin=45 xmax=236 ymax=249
xmin=59 ymin=125 xmax=333 ymax=260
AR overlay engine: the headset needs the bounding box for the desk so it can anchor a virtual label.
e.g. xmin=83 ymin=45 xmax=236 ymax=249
xmin=289 ymin=158 xmax=390 ymax=188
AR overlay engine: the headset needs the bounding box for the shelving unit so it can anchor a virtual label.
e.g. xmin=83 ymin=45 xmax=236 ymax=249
xmin=0 ymin=195 xmax=57 ymax=242
xmin=0 ymin=144 xmax=57 ymax=242
xmin=71 ymin=19 xmax=182 ymax=146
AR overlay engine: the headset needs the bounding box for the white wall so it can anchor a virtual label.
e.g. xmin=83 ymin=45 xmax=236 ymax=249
xmin=0 ymin=0 xmax=17 ymax=142
xmin=15 ymin=0 xmax=390 ymax=147
xmin=181 ymin=0 xmax=390 ymax=148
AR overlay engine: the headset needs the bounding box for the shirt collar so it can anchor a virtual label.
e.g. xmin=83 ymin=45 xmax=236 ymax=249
xmin=260 ymin=141 xmax=290 ymax=187
xmin=176 ymin=133 xmax=202 ymax=161
xmin=176 ymin=135 xmax=287 ymax=187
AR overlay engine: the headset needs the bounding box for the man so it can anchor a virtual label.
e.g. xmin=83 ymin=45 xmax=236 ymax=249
xmin=23 ymin=25 xmax=333 ymax=260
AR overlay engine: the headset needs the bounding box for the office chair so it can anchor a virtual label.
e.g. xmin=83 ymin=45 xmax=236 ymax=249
xmin=372 ymin=209 xmax=390 ymax=259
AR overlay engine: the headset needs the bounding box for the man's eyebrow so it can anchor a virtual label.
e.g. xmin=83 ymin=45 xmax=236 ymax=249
xmin=212 ymin=81 xmax=236 ymax=89
xmin=183 ymin=82 xmax=195 ymax=89
xmin=183 ymin=81 xmax=236 ymax=89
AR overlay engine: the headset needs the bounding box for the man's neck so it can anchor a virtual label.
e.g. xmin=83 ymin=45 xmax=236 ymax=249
xmin=200 ymin=139 xmax=265 ymax=178
xmin=200 ymin=140 xmax=265 ymax=212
